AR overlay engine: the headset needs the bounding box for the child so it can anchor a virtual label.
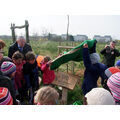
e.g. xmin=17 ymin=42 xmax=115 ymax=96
xmin=0 ymin=51 xmax=12 ymax=67
xmin=84 ymin=87 xmax=115 ymax=105
xmin=0 ymin=61 xmax=18 ymax=105
xmin=82 ymin=43 xmax=107 ymax=95
xmin=34 ymin=86 xmax=59 ymax=105
xmin=0 ymin=40 xmax=12 ymax=67
xmin=12 ymin=51 xmax=26 ymax=103
xmin=103 ymin=60 xmax=120 ymax=91
xmin=0 ymin=39 xmax=6 ymax=51
xmin=0 ymin=87 xmax=13 ymax=105
xmin=107 ymin=72 xmax=120 ymax=105
xmin=41 ymin=56 xmax=55 ymax=85
xmin=23 ymin=51 xmax=39 ymax=104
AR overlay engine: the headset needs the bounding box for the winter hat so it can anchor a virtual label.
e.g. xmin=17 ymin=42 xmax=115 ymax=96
xmin=1 ymin=62 xmax=16 ymax=76
xmin=90 ymin=53 xmax=100 ymax=64
xmin=107 ymin=72 xmax=120 ymax=102
xmin=105 ymin=67 xmax=120 ymax=78
xmin=85 ymin=88 xmax=115 ymax=105
xmin=115 ymin=60 xmax=120 ymax=66
xmin=0 ymin=87 xmax=13 ymax=105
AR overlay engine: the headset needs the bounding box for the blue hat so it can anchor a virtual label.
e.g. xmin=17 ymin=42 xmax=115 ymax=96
xmin=115 ymin=60 xmax=120 ymax=66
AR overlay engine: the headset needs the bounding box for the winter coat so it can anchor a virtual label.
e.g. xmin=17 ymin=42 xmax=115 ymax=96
xmin=14 ymin=61 xmax=26 ymax=90
xmin=100 ymin=47 xmax=120 ymax=67
xmin=41 ymin=62 xmax=55 ymax=84
xmin=23 ymin=61 xmax=39 ymax=90
xmin=82 ymin=48 xmax=107 ymax=95
xmin=8 ymin=42 xmax=32 ymax=59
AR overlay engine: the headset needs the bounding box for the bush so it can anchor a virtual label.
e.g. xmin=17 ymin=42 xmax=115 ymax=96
xmin=67 ymin=85 xmax=84 ymax=105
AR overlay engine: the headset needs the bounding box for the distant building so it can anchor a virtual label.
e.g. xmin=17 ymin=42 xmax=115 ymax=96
xmin=61 ymin=34 xmax=67 ymax=40
xmin=74 ymin=35 xmax=88 ymax=41
xmin=93 ymin=35 xmax=101 ymax=41
xmin=104 ymin=35 xmax=112 ymax=42
xmin=93 ymin=35 xmax=112 ymax=42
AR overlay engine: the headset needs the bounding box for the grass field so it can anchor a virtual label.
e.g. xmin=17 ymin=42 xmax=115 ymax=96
xmin=2 ymin=39 xmax=120 ymax=104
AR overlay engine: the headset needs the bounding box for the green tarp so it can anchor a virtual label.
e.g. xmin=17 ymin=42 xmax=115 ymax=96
xmin=50 ymin=39 xmax=96 ymax=70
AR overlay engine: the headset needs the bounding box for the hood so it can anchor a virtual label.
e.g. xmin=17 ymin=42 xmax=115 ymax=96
xmin=90 ymin=53 xmax=100 ymax=64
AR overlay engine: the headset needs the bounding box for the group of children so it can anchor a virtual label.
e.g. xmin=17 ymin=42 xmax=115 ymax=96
xmin=0 ymin=39 xmax=58 ymax=105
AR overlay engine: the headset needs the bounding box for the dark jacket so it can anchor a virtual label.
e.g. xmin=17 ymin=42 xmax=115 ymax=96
xmin=100 ymin=47 xmax=120 ymax=67
xmin=8 ymin=42 xmax=32 ymax=59
xmin=23 ymin=61 xmax=39 ymax=90
xmin=0 ymin=71 xmax=17 ymax=105
xmin=82 ymin=48 xmax=107 ymax=95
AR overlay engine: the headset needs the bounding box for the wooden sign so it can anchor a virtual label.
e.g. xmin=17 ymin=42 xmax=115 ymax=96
xmin=52 ymin=72 xmax=79 ymax=90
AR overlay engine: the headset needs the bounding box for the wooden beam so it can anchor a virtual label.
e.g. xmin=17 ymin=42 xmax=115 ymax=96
xmin=58 ymin=46 xmax=74 ymax=49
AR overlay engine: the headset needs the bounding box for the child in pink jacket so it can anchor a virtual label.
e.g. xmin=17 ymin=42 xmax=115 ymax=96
xmin=12 ymin=51 xmax=26 ymax=103
xmin=41 ymin=56 xmax=55 ymax=85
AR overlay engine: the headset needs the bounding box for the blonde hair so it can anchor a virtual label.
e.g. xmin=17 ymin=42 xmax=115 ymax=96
xmin=34 ymin=86 xmax=59 ymax=105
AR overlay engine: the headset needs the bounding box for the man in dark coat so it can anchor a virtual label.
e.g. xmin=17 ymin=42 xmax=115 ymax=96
xmin=100 ymin=41 xmax=120 ymax=67
xmin=8 ymin=36 xmax=32 ymax=59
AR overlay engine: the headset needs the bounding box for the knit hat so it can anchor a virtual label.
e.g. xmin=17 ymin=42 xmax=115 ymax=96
xmin=115 ymin=60 xmax=120 ymax=66
xmin=107 ymin=72 xmax=120 ymax=102
xmin=85 ymin=88 xmax=115 ymax=105
xmin=1 ymin=62 xmax=16 ymax=76
xmin=0 ymin=87 xmax=13 ymax=105
xmin=90 ymin=53 xmax=100 ymax=64
xmin=105 ymin=67 xmax=120 ymax=78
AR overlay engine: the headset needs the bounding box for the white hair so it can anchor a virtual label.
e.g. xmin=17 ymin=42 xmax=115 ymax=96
xmin=17 ymin=36 xmax=26 ymax=41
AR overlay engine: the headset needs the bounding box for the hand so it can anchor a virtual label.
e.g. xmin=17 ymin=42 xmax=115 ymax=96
xmin=83 ymin=43 xmax=88 ymax=48
xmin=47 ymin=60 xmax=52 ymax=65
xmin=105 ymin=45 xmax=109 ymax=48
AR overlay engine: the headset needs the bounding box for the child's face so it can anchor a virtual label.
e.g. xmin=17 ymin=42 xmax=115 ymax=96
xmin=44 ymin=58 xmax=49 ymax=63
xmin=28 ymin=59 xmax=35 ymax=64
xmin=13 ymin=58 xmax=22 ymax=65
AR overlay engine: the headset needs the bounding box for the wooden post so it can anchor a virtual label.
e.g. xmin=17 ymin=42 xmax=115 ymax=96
xmin=66 ymin=15 xmax=69 ymax=73
xmin=25 ymin=20 xmax=29 ymax=43
xmin=11 ymin=24 xmax=16 ymax=43
xmin=10 ymin=20 xmax=30 ymax=43
xmin=61 ymin=87 xmax=68 ymax=104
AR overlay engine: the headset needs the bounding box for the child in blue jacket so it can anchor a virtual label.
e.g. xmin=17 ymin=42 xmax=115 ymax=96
xmin=82 ymin=43 xmax=107 ymax=95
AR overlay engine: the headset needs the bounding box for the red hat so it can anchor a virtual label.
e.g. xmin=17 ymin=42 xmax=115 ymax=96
xmin=0 ymin=87 xmax=13 ymax=105
xmin=105 ymin=67 xmax=120 ymax=78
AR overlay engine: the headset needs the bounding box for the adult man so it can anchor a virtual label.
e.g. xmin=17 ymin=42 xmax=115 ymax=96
xmin=100 ymin=41 xmax=120 ymax=67
xmin=8 ymin=36 xmax=32 ymax=59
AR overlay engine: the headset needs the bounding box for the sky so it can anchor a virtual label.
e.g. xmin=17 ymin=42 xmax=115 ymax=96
xmin=0 ymin=0 xmax=120 ymax=39
xmin=1 ymin=15 xmax=120 ymax=39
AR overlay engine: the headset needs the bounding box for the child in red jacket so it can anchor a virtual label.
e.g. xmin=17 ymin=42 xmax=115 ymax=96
xmin=41 ymin=56 xmax=55 ymax=85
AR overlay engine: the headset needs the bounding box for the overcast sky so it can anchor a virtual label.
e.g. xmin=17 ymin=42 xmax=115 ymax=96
xmin=0 ymin=0 xmax=120 ymax=39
